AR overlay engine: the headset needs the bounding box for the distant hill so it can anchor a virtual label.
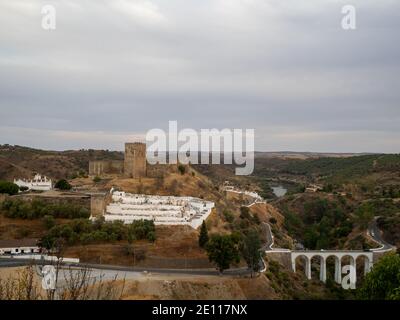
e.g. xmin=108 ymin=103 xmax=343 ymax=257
xmin=254 ymin=151 xmax=374 ymax=160
xmin=0 ymin=144 xmax=123 ymax=181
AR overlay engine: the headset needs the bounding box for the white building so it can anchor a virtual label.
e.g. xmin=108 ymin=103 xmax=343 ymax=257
xmin=14 ymin=174 xmax=53 ymax=191
xmin=0 ymin=239 xmax=40 ymax=255
xmin=98 ymin=190 xmax=215 ymax=229
xmin=222 ymin=185 xmax=263 ymax=202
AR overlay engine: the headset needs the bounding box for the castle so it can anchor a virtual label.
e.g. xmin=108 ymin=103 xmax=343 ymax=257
xmin=89 ymin=142 xmax=172 ymax=178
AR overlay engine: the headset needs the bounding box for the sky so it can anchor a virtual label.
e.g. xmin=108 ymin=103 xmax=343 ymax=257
xmin=0 ymin=0 xmax=399 ymax=153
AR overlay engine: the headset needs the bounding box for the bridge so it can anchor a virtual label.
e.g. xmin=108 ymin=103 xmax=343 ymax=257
xmin=264 ymin=217 xmax=396 ymax=286
xmin=291 ymin=250 xmax=373 ymax=284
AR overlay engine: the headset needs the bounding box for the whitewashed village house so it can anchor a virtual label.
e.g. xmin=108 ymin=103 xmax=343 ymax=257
xmin=0 ymin=239 xmax=40 ymax=255
xmin=14 ymin=174 xmax=53 ymax=191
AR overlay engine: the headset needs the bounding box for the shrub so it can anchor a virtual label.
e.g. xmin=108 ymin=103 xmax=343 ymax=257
xmin=269 ymin=217 xmax=278 ymax=224
xmin=0 ymin=181 xmax=19 ymax=195
xmin=223 ymin=210 xmax=235 ymax=223
xmin=93 ymin=176 xmax=102 ymax=183
xmin=240 ymin=206 xmax=251 ymax=220
xmin=358 ymin=253 xmax=400 ymax=300
xmin=178 ymin=164 xmax=186 ymax=175
xmin=55 ymin=179 xmax=72 ymax=191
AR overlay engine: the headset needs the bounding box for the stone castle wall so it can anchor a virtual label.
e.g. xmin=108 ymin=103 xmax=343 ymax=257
xmin=89 ymin=160 xmax=124 ymax=176
xmin=89 ymin=142 xmax=177 ymax=179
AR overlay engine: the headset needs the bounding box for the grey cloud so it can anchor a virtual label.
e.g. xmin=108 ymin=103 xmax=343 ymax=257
xmin=0 ymin=0 xmax=399 ymax=152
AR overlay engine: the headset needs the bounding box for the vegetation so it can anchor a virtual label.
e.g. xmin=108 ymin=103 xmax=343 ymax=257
xmin=40 ymin=219 xmax=156 ymax=249
xmin=1 ymin=199 xmax=90 ymax=220
xmin=178 ymin=164 xmax=186 ymax=175
xmin=206 ymin=234 xmax=240 ymax=273
xmin=357 ymin=253 xmax=400 ymax=300
xmin=42 ymin=215 xmax=56 ymax=230
xmin=198 ymin=221 xmax=209 ymax=248
xmin=93 ymin=176 xmax=102 ymax=183
xmin=353 ymin=203 xmax=374 ymax=229
xmin=0 ymin=181 xmax=19 ymax=195
xmin=222 ymin=209 xmax=234 ymax=223
xmin=240 ymin=228 xmax=262 ymax=276
xmin=55 ymin=179 xmax=72 ymax=191
xmin=282 ymin=198 xmax=354 ymax=250
xmin=377 ymin=215 xmax=400 ymax=247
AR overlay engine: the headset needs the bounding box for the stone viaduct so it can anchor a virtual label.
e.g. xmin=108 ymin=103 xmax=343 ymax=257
xmin=291 ymin=250 xmax=373 ymax=284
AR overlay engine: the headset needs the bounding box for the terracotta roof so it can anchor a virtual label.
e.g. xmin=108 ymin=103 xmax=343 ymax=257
xmin=0 ymin=238 xmax=39 ymax=248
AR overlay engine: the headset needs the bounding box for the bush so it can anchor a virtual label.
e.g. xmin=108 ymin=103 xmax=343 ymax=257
xmin=0 ymin=181 xmax=19 ymax=195
xmin=40 ymin=219 xmax=157 ymax=247
xmin=269 ymin=218 xmax=278 ymax=224
xmin=240 ymin=206 xmax=251 ymax=220
xmin=223 ymin=210 xmax=234 ymax=223
xmin=1 ymin=199 xmax=90 ymax=220
xmin=19 ymin=186 xmax=29 ymax=192
xmin=93 ymin=176 xmax=102 ymax=183
xmin=178 ymin=164 xmax=186 ymax=175
xmin=358 ymin=253 xmax=400 ymax=300
xmin=55 ymin=179 xmax=72 ymax=191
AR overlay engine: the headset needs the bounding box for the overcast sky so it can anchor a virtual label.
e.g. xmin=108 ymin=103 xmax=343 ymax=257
xmin=0 ymin=0 xmax=399 ymax=152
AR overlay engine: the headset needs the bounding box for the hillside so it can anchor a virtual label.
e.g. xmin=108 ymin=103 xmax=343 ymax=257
xmin=0 ymin=144 xmax=123 ymax=180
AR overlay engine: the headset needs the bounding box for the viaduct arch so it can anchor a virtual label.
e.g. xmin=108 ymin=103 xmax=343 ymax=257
xmin=291 ymin=251 xmax=373 ymax=284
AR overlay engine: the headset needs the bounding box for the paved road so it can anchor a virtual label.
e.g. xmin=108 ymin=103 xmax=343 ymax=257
xmin=0 ymin=257 xmax=252 ymax=277
xmin=262 ymin=222 xmax=290 ymax=253
xmin=368 ymin=217 xmax=396 ymax=252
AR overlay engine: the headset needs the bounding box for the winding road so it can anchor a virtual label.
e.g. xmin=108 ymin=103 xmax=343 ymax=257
xmin=368 ymin=217 xmax=396 ymax=252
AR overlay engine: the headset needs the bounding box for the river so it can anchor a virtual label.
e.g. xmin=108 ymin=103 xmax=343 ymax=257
xmin=271 ymin=185 xmax=287 ymax=197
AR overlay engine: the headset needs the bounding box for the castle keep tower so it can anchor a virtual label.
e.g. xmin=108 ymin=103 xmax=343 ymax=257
xmin=124 ymin=142 xmax=147 ymax=178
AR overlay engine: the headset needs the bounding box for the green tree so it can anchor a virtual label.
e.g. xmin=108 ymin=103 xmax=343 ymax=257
xmin=358 ymin=253 xmax=400 ymax=300
xmin=0 ymin=181 xmax=19 ymax=195
xmin=198 ymin=221 xmax=209 ymax=248
xmin=206 ymin=234 xmax=240 ymax=273
xmin=240 ymin=229 xmax=262 ymax=277
xmin=55 ymin=179 xmax=72 ymax=191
